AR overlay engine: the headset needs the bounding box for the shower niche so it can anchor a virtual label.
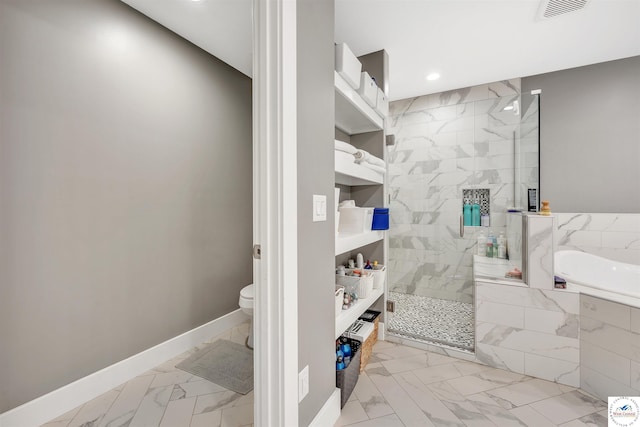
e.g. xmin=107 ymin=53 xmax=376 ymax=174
xmin=462 ymin=188 xmax=490 ymax=227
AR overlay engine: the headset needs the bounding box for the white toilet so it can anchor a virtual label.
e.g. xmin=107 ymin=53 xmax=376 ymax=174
xmin=238 ymin=284 xmax=254 ymax=349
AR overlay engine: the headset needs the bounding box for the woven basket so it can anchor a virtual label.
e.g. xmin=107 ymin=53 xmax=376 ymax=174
xmin=359 ymin=311 xmax=380 ymax=372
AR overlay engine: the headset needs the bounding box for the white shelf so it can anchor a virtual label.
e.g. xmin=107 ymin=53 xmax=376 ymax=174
xmin=335 ymin=230 xmax=384 ymax=256
xmin=335 ymin=71 xmax=384 ymax=135
xmin=335 ymin=286 xmax=384 ymax=339
xmin=335 ymin=154 xmax=384 ymax=186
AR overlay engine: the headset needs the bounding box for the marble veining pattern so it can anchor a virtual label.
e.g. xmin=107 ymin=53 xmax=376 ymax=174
xmin=41 ymin=322 xmax=254 ymax=427
xmin=554 ymin=213 xmax=640 ymax=265
xmin=336 ymin=340 xmax=606 ymax=427
xmin=474 ymin=280 xmax=581 ymax=387
xmin=387 ymin=292 xmax=474 ymax=350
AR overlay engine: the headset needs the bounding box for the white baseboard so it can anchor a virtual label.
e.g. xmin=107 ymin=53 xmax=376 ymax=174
xmin=0 ymin=309 xmax=249 ymax=427
xmin=309 ymin=388 xmax=340 ymax=427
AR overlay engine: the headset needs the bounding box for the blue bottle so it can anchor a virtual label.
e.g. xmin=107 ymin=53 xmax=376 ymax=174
xmin=471 ymin=203 xmax=480 ymax=226
xmin=336 ymin=355 xmax=345 ymax=370
xmin=340 ymin=338 xmax=352 ymax=366
xmin=463 ymin=203 xmax=471 ymax=226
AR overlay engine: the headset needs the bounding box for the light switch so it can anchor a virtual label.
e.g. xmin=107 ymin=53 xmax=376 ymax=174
xmin=313 ymin=194 xmax=327 ymax=222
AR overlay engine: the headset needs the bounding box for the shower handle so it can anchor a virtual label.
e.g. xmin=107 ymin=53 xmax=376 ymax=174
xmin=460 ymin=215 xmax=464 ymax=237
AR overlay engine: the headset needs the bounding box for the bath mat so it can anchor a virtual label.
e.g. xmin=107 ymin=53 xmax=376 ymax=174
xmin=176 ymin=339 xmax=253 ymax=394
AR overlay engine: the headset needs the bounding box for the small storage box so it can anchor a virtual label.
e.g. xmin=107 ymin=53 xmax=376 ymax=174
xmin=336 ymin=337 xmax=361 ymax=408
xmin=357 ymin=72 xmax=378 ymax=108
xmin=375 ymin=88 xmax=389 ymax=117
xmin=372 ymin=207 xmax=389 ymax=230
xmin=336 ymin=272 xmax=373 ymax=299
xmin=335 ymin=43 xmax=362 ymax=90
xmin=339 ymin=207 xmax=374 ymax=233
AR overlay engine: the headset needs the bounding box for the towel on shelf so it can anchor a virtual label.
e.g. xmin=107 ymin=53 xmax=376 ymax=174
xmin=334 ymin=140 xmax=358 ymax=155
xmin=354 ymin=150 xmax=385 ymax=168
xmin=361 ymin=162 xmax=386 ymax=175
xmin=335 ymin=150 xmax=356 ymax=164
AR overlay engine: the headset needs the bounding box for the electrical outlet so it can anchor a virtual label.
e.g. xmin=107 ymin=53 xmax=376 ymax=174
xmin=298 ymin=365 xmax=309 ymax=402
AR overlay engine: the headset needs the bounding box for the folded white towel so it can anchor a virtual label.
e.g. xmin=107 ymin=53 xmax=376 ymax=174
xmin=334 ymin=140 xmax=358 ymax=155
xmin=354 ymin=150 xmax=386 ymax=168
xmin=335 ymin=150 xmax=356 ymax=164
xmin=361 ymin=162 xmax=386 ymax=175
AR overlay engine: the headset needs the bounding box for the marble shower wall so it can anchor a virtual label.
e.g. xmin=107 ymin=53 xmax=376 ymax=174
xmin=387 ymin=80 xmax=521 ymax=304
xmin=554 ymin=213 xmax=640 ymax=265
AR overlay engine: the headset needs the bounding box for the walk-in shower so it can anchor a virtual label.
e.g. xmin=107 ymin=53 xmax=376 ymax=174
xmin=386 ymin=82 xmax=539 ymax=351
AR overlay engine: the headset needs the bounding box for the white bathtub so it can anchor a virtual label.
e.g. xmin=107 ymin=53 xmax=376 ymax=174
xmin=555 ymin=250 xmax=640 ymax=306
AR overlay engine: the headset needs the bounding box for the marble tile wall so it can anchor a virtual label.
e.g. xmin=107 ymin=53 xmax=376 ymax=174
xmin=388 ymin=79 xmax=521 ymax=305
xmin=579 ymin=294 xmax=640 ymax=400
xmin=526 ymin=215 xmax=554 ymax=289
xmin=554 ymin=213 xmax=640 ymax=265
xmin=475 ymin=282 xmax=580 ymax=387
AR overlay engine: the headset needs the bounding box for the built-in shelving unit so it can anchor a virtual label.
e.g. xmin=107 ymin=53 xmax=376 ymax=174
xmin=333 ymin=50 xmax=388 ymax=342
xmin=334 ymin=71 xmax=383 ymax=135
xmin=335 ymin=287 xmax=384 ymax=339
xmin=335 ymin=231 xmax=384 ymax=256
xmin=335 ymin=154 xmax=384 ymax=186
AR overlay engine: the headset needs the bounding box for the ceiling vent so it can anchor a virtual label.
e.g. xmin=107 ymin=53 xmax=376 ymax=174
xmin=537 ymin=0 xmax=590 ymax=19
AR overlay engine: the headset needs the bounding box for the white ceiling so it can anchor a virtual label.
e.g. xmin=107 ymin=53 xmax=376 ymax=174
xmin=122 ymin=0 xmax=640 ymax=101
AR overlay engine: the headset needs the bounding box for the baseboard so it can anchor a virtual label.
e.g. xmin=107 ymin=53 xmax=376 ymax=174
xmin=309 ymin=388 xmax=340 ymax=427
xmin=0 ymin=309 xmax=249 ymax=427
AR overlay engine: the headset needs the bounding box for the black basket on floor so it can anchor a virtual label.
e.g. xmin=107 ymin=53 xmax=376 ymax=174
xmin=336 ymin=337 xmax=361 ymax=408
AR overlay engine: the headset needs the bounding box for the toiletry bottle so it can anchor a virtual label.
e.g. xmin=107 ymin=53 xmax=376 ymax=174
xmin=340 ymin=337 xmax=352 ymax=366
xmin=477 ymin=230 xmax=487 ymax=256
xmin=481 ymin=214 xmax=490 ymax=227
xmin=497 ymin=232 xmax=507 ymax=259
xmin=356 ymin=253 xmax=364 ymax=269
xmin=471 ymin=202 xmax=480 ymax=226
xmin=336 ymin=355 xmax=345 ymax=370
xmin=463 ymin=203 xmax=471 ymax=226
xmin=364 ymin=260 xmax=372 ymax=269
xmin=486 ymin=242 xmax=493 ymax=258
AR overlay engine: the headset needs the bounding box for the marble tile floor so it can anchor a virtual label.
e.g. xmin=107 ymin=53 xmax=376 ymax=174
xmin=387 ymin=292 xmax=475 ymax=351
xmin=41 ymin=323 xmax=606 ymax=427
xmin=336 ymin=340 xmax=607 ymax=427
xmin=41 ymin=321 xmax=254 ymax=427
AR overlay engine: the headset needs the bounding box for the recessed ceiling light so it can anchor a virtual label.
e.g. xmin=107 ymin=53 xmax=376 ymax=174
xmin=503 ymin=105 xmax=514 ymax=111
xmin=426 ymin=73 xmax=440 ymax=81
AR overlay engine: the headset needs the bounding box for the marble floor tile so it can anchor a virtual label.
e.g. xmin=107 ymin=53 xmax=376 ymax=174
xmin=337 ymin=400 xmax=369 ymax=426
xmin=352 ymin=373 xmax=395 ymax=419
xmin=41 ymin=330 xmax=611 ymax=427
xmin=413 ymin=362 xmax=462 ymax=384
xmin=486 ymin=377 xmax=572 ymax=407
xmin=508 ymin=405 xmax=556 ymax=427
xmin=528 ymin=390 xmax=606 ymax=425
xmin=338 ymin=413 xmax=405 ymax=427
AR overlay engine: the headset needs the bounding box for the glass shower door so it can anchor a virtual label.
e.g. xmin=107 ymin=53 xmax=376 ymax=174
xmin=386 ymin=89 xmax=535 ymax=352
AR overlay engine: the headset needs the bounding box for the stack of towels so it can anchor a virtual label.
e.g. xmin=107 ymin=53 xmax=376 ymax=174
xmin=335 ymin=140 xmax=386 ymax=175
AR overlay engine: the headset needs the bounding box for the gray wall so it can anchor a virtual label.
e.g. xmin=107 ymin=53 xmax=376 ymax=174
xmin=522 ymin=56 xmax=640 ymax=213
xmin=297 ymin=0 xmax=336 ymax=424
xmin=0 ymin=0 xmax=252 ymax=412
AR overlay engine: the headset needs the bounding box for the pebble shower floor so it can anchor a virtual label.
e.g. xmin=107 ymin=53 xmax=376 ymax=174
xmin=387 ymin=292 xmax=474 ymax=351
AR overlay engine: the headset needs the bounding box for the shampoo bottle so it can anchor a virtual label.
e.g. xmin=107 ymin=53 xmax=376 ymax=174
xmin=477 ymin=230 xmax=487 ymax=256
xmin=463 ymin=203 xmax=471 ymax=226
xmin=471 ymin=202 xmax=480 ymax=226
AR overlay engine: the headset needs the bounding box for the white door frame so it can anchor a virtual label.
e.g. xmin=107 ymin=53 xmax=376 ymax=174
xmin=252 ymin=0 xmax=299 ymax=426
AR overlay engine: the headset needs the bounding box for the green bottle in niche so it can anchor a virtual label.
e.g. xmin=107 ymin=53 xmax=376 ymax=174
xmin=471 ymin=202 xmax=480 ymax=226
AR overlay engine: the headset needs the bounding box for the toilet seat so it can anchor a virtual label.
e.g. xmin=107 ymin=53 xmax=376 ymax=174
xmin=239 ymin=284 xmax=254 ymax=310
